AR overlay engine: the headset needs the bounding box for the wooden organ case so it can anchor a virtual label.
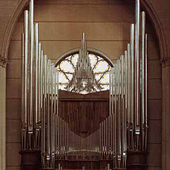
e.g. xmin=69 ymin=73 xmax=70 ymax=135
xmin=57 ymin=90 xmax=110 ymax=170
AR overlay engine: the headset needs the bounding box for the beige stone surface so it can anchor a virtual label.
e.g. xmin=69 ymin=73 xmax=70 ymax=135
xmin=35 ymin=0 xmax=124 ymax=5
xmin=7 ymin=167 xmax=20 ymax=170
xmin=148 ymin=120 xmax=162 ymax=144
xmin=32 ymin=4 xmax=134 ymax=22
xmin=148 ymin=167 xmax=161 ymax=170
xmin=148 ymin=79 xmax=162 ymax=100
xmin=6 ymin=99 xmax=21 ymax=119
xmin=148 ymin=60 xmax=161 ymax=79
xmin=8 ymin=41 xmax=21 ymax=60
xmin=0 ymin=0 xmax=18 ymax=54
xmin=148 ymin=100 xmax=162 ymax=120
xmin=7 ymin=60 xmax=21 ymax=79
xmin=6 ymin=143 xmax=21 ymax=166
xmin=7 ymin=79 xmax=21 ymax=99
xmin=12 ymin=22 xmax=131 ymax=41
xmin=6 ymin=120 xmax=20 ymax=143
xmin=148 ymin=41 xmax=160 ymax=60
xmin=147 ymin=144 xmax=162 ymax=167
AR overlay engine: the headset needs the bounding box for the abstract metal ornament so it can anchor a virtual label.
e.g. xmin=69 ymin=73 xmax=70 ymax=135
xmin=66 ymin=33 xmax=102 ymax=93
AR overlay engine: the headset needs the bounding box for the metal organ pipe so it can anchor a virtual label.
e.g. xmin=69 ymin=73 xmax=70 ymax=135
xmin=24 ymin=10 xmax=28 ymax=132
xmin=28 ymin=0 xmax=34 ymax=135
xmin=135 ymin=0 xmax=140 ymax=128
xmin=145 ymin=34 xmax=148 ymax=152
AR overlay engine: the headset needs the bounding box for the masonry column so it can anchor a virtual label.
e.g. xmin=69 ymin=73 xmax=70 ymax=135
xmin=0 ymin=56 xmax=7 ymax=170
xmin=162 ymin=58 xmax=170 ymax=170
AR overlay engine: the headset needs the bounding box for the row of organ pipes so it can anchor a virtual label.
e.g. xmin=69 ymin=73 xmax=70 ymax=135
xmin=21 ymin=0 xmax=148 ymax=169
xmin=108 ymin=0 xmax=148 ymax=168
xmin=21 ymin=0 xmax=60 ymax=168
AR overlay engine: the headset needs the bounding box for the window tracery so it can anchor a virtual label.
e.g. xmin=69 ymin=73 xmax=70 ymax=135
xmin=56 ymin=52 xmax=112 ymax=94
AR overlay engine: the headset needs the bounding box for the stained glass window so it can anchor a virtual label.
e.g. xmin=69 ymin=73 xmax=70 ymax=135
xmin=56 ymin=51 xmax=113 ymax=94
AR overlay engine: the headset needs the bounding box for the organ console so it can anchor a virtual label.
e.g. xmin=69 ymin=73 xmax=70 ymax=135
xmin=20 ymin=0 xmax=148 ymax=169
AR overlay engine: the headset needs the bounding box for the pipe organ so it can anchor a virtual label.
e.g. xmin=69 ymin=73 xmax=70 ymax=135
xmin=109 ymin=0 xmax=148 ymax=169
xmin=21 ymin=0 xmax=148 ymax=170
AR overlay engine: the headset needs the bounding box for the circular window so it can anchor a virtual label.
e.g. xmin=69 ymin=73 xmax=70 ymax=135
xmin=56 ymin=51 xmax=113 ymax=94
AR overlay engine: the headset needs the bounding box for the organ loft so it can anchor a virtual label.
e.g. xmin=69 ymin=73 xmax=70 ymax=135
xmin=0 ymin=0 xmax=170 ymax=170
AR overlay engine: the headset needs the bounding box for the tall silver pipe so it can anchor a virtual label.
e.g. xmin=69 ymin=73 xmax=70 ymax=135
xmin=54 ymin=71 xmax=57 ymax=115
xmin=55 ymin=115 xmax=57 ymax=155
xmin=42 ymin=55 xmax=47 ymax=154
xmin=111 ymin=68 xmax=114 ymax=156
xmin=24 ymin=10 xmax=28 ymax=127
xmin=21 ymin=33 xmax=26 ymax=150
xmin=35 ymin=23 xmax=39 ymax=124
xmin=127 ymin=44 xmax=131 ymax=124
xmin=145 ymin=34 xmax=148 ymax=151
xmin=47 ymin=60 xmax=51 ymax=158
xmin=38 ymin=43 xmax=42 ymax=123
xmin=141 ymin=11 xmax=146 ymax=151
xmin=122 ymin=53 xmax=126 ymax=167
xmin=127 ymin=43 xmax=131 ymax=150
xmin=40 ymin=51 xmax=44 ymax=111
xmin=130 ymin=24 xmax=135 ymax=125
xmin=56 ymin=72 xmax=59 ymax=116
xmin=109 ymin=70 xmax=112 ymax=117
xmin=109 ymin=116 xmax=112 ymax=155
xmin=29 ymin=0 xmax=34 ymax=130
xmin=117 ymin=58 xmax=122 ymax=167
xmin=113 ymin=63 xmax=117 ymax=167
xmin=141 ymin=11 xmax=146 ymax=124
xmin=124 ymin=51 xmax=128 ymax=167
xmin=110 ymin=113 xmax=112 ymax=155
xmin=40 ymin=50 xmax=44 ymax=156
xmin=34 ymin=23 xmax=40 ymax=149
xmin=51 ymin=65 xmax=54 ymax=154
xmin=130 ymin=24 xmax=135 ymax=150
xmin=135 ymin=0 xmax=140 ymax=128
xmin=56 ymin=116 xmax=59 ymax=155
xmin=54 ymin=70 xmax=57 ymax=156
xmin=50 ymin=65 xmax=54 ymax=161
xmin=21 ymin=33 xmax=25 ymax=126
xmin=121 ymin=54 xmax=125 ymax=152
